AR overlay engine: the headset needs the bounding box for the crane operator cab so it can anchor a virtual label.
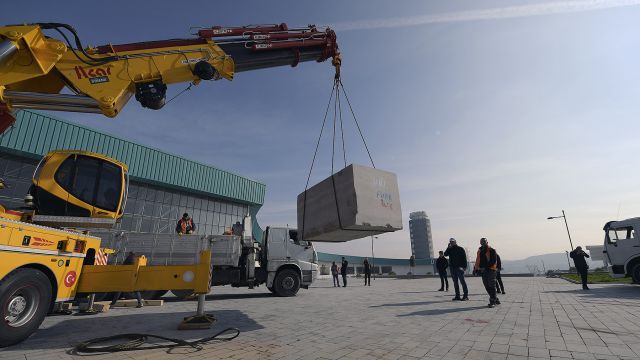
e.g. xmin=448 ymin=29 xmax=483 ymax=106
xmin=22 ymin=150 xmax=128 ymax=228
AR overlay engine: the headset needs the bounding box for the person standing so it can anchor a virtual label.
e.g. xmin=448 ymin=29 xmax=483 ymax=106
xmin=436 ymin=251 xmax=449 ymax=292
xmin=570 ymin=246 xmax=590 ymax=290
xmin=495 ymin=254 xmax=505 ymax=294
xmin=176 ymin=213 xmax=195 ymax=234
xmin=363 ymin=258 xmax=372 ymax=286
xmin=341 ymin=257 xmax=349 ymax=287
xmin=331 ymin=261 xmax=339 ymax=287
xmin=444 ymin=238 xmax=468 ymax=301
xmin=474 ymin=238 xmax=500 ymax=308
xmin=111 ymin=252 xmax=144 ymax=308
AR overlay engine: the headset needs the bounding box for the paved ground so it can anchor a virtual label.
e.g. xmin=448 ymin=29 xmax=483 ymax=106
xmin=2 ymin=276 xmax=640 ymax=359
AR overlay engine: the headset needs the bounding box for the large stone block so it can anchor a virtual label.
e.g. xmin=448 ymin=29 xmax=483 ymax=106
xmin=297 ymin=164 xmax=402 ymax=242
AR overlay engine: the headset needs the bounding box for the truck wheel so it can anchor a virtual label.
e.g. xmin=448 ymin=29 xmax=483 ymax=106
xmin=141 ymin=290 xmax=167 ymax=300
xmin=0 ymin=269 xmax=52 ymax=347
xmin=171 ymin=290 xmax=194 ymax=299
xmin=632 ymin=263 xmax=640 ymax=284
xmin=274 ymin=269 xmax=300 ymax=297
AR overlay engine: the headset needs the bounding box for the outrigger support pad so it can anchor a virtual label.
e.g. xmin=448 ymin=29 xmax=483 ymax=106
xmin=178 ymin=294 xmax=215 ymax=330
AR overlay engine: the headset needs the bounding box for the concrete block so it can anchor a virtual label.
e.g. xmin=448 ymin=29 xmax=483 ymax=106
xmin=297 ymin=164 xmax=402 ymax=242
xmin=92 ymin=302 xmax=110 ymax=312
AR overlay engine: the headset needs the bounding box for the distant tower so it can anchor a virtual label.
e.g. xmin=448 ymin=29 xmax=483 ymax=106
xmin=409 ymin=211 xmax=434 ymax=259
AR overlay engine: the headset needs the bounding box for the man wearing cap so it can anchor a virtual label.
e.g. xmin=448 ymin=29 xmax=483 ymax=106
xmin=474 ymin=237 xmax=500 ymax=308
xmin=569 ymin=246 xmax=590 ymax=290
xmin=444 ymin=238 xmax=469 ymax=301
xmin=176 ymin=213 xmax=196 ymax=234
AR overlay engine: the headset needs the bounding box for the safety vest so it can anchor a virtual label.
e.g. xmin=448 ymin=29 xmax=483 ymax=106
xmin=475 ymin=246 xmax=497 ymax=271
xmin=179 ymin=218 xmax=194 ymax=233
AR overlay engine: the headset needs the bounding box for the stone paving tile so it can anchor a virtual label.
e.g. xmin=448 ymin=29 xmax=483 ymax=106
xmin=1 ymin=277 xmax=639 ymax=359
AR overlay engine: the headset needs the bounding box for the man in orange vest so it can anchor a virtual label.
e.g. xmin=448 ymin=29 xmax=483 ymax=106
xmin=474 ymin=237 xmax=500 ymax=308
xmin=176 ymin=213 xmax=196 ymax=234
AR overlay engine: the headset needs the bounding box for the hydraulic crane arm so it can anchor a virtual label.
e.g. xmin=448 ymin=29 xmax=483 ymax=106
xmin=0 ymin=23 xmax=339 ymax=131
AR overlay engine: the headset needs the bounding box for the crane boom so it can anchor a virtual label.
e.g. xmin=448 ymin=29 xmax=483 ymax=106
xmin=0 ymin=22 xmax=339 ymax=132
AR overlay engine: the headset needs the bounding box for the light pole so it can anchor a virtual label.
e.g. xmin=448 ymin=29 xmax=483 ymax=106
xmin=547 ymin=210 xmax=574 ymax=251
xmin=371 ymin=236 xmax=378 ymax=279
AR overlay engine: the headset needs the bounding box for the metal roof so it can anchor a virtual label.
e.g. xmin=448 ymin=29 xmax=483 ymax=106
xmin=0 ymin=110 xmax=266 ymax=206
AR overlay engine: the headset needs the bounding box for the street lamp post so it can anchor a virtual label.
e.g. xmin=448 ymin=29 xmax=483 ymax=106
xmin=371 ymin=236 xmax=377 ymax=279
xmin=548 ymin=210 xmax=575 ymax=272
xmin=547 ymin=210 xmax=574 ymax=251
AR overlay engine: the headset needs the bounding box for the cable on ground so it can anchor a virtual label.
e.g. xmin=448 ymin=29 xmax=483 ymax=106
xmin=71 ymin=327 xmax=240 ymax=354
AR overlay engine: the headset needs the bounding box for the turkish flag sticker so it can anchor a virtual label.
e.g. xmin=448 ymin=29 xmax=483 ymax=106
xmin=64 ymin=271 xmax=77 ymax=287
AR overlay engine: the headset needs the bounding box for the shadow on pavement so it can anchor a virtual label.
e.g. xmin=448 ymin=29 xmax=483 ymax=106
xmin=399 ymin=305 xmax=488 ymax=317
xmin=543 ymin=284 xmax=640 ymax=300
xmin=370 ymin=300 xmax=450 ymax=308
xmin=9 ymin=310 xmax=262 ymax=351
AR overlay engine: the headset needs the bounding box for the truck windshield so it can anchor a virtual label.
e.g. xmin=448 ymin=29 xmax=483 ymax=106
xmin=607 ymin=227 xmax=634 ymax=244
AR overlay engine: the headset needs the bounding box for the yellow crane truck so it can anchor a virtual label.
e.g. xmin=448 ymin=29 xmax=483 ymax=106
xmin=0 ymin=150 xmax=213 ymax=347
xmin=0 ymin=22 xmax=340 ymax=346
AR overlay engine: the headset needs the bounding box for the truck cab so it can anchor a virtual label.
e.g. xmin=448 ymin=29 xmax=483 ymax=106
xmin=260 ymin=226 xmax=318 ymax=296
xmin=603 ymin=217 xmax=640 ymax=283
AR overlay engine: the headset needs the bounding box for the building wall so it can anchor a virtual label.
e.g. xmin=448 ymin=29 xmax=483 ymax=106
xmin=0 ymin=152 xmax=248 ymax=235
xmin=409 ymin=211 xmax=434 ymax=259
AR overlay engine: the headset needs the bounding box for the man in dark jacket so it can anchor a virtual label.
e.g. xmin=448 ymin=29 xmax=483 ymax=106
xmin=474 ymin=238 xmax=500 ymax=308
xmin=110 ymin=252 xmax=144 ymax=308
xmin=570 ymin=246 xmax=590 ymax=290
xmin=341 ymin=257 xmax=348 ymax=287
xmin=495 ymin=254 xmax=505 ymax=294
xmin=363 ymin=258 xmax=371 ymax=286
xmin=444 ymin=238 xmax=468 ymax=301
xmin=436 ymin=251 xmax=449 ymax=291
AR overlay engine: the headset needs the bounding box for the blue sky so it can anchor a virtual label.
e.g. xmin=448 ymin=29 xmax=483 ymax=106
xmin=4 ymin=1 xmax=640 ymax=260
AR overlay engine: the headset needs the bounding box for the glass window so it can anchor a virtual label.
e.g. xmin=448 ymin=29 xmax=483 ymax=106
xmin=180 ymin=194 xmax=187 ymax=207
xmin=163 ymin=191 xmax=173 ymax=204
xmin=213 ymin=213 xmax=220 ymax=225
xmin=54 ymin=156 xmax=75 ymax=190
xmin=194 ymin=198 xmax=202 ymax=210
xmin=144 ymin=203 xmax=158 ymax=217
xmin=95 ymin=161 xmax=122 ymax=211
xmin=128 ymin=183 xmax=139 ymax=199
xmin=137 ymin=185 xmax=147 ymax=200
xmin=607 ymin=227 xmax=635 ymax=243
xmin=187 ymin=196 xmax=195 ymax=208
xmin=214 ymin=201 xmax=221 ymax=212
xmin=155 ymin=189 xmax=164 ymax=203
xmin=171 ymin=193 xmax=180 ymax=206
xmin=146 ymin=187 xmax=156 ymax=202
xmin=141 ymin=217 xmax=153 ymax=232
xmin=71 ymin=156 xmax=100 ymax=205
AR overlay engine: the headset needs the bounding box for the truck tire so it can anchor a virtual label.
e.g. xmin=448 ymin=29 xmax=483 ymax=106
xmin=632 ymin=263 xmax=640 ymax=284
xmin=273 ymin=269 xmax=300 ymax=297
xmin=0 ymin=268 xmax=52 ymax=347
xmin=267 ymin=287 xmax=276 ymax=294
xmin=171 ymin=290 xmax=194 ymax=299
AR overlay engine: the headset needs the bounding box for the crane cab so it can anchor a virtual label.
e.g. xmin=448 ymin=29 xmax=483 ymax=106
xmin=27 ymin=150 xmax=128 ymax=222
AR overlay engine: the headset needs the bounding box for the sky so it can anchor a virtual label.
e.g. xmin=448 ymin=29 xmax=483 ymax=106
xmin=3 ymin=0 xmax=640 ymax=260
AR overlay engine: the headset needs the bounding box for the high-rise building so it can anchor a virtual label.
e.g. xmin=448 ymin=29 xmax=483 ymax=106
xmin=409 ymin=211 xmax=434 ymax=259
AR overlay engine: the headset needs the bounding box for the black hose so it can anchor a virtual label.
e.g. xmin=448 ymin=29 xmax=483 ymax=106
xmin=36 ymin=22 xmax=118 ymax=66
xmin=72 ymin=327 xmax=240 ymax=354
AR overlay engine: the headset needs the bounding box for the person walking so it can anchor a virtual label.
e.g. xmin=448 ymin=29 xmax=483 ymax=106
xmin=444 ymin=238 xmax=468 ymax=301
xmin=331 ymin=261 xmax=339 ymax=287
xmin=570 ymin=246 xmax=590 ymax=290
xmin=474 ymin=238 xmax=500 ymax=308
xmin=341 ymin=257 xmax=349 ymax=287
xmin=110 ymin=252 xmax=144 ymax=308
xmin=175 ymin=213 xmax=195 ymax=234
xmin=436 ymin=251 xmax=449 ymax=291
xmin=363 ymin=258 xmax=372 ymax=286
xmin=495 ymin=254 xmax=505 ymax=294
